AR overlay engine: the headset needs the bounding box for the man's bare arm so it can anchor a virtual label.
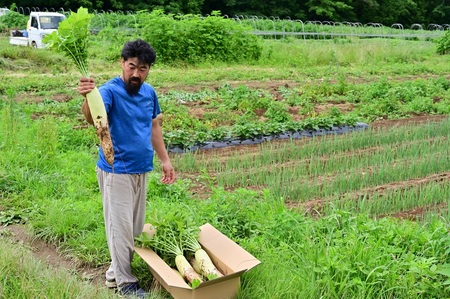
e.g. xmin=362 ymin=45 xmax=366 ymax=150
xmin=78 ymin=77 xmax=96 ymax=125
xmin=81 ymin=99 xmax=94 ymax=125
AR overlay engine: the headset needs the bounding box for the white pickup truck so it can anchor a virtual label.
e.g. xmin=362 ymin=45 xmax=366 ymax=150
xmin=9 ymin=12 xmax=66 ymax=48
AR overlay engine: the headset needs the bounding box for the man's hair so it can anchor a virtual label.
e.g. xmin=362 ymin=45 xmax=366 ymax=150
xmin=121 ymin=39 xmax=156 ymax=65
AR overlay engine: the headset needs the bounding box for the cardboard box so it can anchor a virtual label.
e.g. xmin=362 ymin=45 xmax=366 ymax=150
xmin=134 ymin=223 xmax=261 ymax=299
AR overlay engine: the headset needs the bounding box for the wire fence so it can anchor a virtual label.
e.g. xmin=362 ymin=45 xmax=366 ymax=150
xmin=12 ymin=6 xmax=450 ymax=40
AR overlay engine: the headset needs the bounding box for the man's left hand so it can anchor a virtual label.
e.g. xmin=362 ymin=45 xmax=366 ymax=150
xmin=161 ymin=161 xmax=176 ymax=184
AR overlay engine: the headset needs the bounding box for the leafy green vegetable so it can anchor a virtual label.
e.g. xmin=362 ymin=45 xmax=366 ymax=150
xmin=137 ymin=209 xmax=187 ymax=264
xmin=43 ymin=7 xmax=114 ymax=166
xmin=135 ymin=209 xmax=205 ymax=288
xmin=43 ymin=7 xmax=91 ymax=77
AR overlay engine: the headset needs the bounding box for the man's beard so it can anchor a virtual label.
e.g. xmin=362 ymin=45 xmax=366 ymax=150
xmin=125 ymin=77 xmax=142 ymax=95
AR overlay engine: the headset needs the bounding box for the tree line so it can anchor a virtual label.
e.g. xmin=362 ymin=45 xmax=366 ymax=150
xmin=3 ymin=0 xmax=450 ymax=27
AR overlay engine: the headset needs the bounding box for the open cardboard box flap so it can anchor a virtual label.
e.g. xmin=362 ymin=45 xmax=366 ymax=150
xmin=135 ymin=223 xmax=260 ymax=299
xmin=197 ymin=223 xmax=261 ymax=273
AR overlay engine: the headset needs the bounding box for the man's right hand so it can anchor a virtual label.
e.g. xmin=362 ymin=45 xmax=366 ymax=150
xmin=78 ymin=77 xmax=96 ymax=97
xmin=79 ymin=77 xmax=95 ymax=125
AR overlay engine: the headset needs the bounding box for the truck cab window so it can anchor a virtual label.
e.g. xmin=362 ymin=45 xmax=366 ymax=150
xmin=30 ymin=17 xmax=38 ymax=28
xmin=40 ymin=16 xmax=64 ymax=30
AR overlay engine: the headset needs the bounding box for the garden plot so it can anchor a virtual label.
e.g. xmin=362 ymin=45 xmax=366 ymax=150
xmin=174 ymin=116 xmax=450 ymax=220
xmin=2 ymin=31 xmax=450 ymax=297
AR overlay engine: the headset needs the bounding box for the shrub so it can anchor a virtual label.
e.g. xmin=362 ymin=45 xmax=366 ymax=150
xmin=436 ymin=30 xmax=450 ymax=55
xmin=140 ymin=10 xmax=262 ymax=64
xmin=0 ymin=10 xmax=27 ymax=30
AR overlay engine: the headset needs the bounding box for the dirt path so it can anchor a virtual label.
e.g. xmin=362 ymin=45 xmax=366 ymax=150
xmin=1 ymin=224 xmax=108 ymax=288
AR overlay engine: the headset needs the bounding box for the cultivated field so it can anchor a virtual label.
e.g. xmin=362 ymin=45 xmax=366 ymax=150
xmin=1 ymin=32 xmax=450 ymax=298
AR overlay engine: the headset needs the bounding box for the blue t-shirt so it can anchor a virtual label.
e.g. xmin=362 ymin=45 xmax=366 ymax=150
xmin=96 ymin=77 xmax=161 ymax=174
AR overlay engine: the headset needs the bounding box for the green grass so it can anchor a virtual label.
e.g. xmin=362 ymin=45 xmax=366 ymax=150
xmin=0 ymin=231 xmax=119 ymax=299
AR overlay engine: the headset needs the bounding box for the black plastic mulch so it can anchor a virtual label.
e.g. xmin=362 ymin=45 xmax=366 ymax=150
xmin=168 ymin=122 xmax=369 ymax=153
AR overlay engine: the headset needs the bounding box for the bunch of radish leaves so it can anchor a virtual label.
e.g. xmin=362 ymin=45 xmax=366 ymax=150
xmin=43 ymin=7 xmax=91 ymax=77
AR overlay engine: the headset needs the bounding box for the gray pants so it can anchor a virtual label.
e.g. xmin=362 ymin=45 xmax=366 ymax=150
xmin=96 ymin=167 xmax=148 ymax=286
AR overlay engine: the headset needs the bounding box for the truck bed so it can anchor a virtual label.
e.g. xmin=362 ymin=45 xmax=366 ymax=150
xmin=10 ymin=36 xmax=28 ymax=46
xmin=10 ymin=30 xmax=28 ymax=46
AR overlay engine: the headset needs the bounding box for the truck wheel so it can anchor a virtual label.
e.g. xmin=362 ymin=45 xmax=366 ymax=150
xmin=31 ymin=41 xmax=37 ymax=48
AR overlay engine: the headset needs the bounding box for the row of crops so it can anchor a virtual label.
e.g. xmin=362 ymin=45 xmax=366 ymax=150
xmin=173 ymin=117 xmax=450 ymax=220
xmin=9 ymin=6 xmax=450 ymax=40
xmin=156 ymin=76 xmax=450 ymax=150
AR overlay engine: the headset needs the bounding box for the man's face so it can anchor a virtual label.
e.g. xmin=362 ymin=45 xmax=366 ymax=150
xmin=121 ymin=57 xmax=151 ymax=95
